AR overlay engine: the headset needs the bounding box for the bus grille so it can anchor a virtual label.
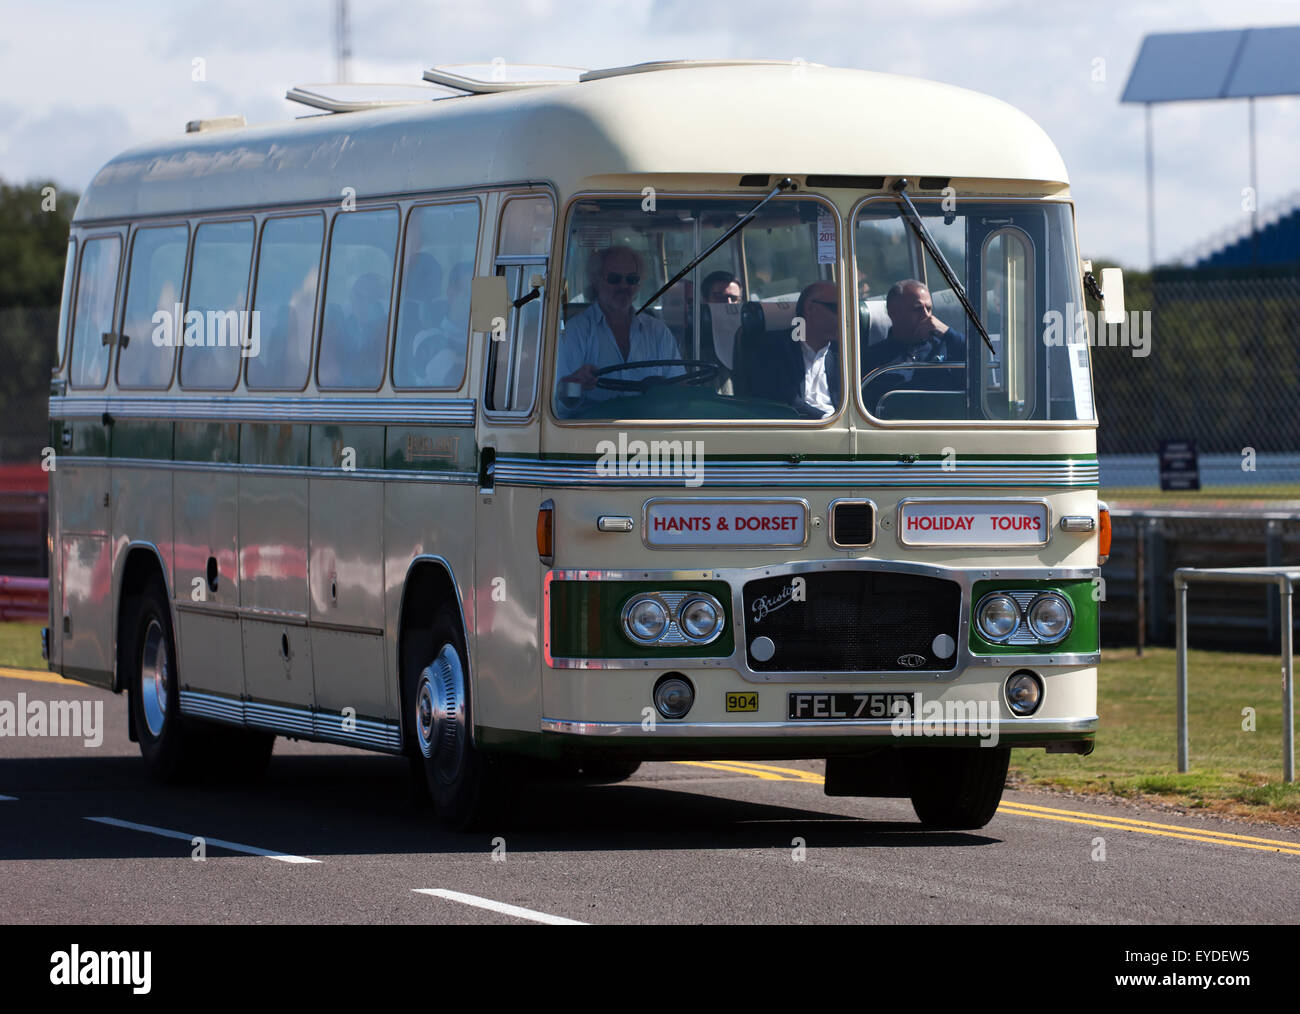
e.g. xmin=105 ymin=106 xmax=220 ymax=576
xmin=742 ymin=570 xmax=961 ymax=672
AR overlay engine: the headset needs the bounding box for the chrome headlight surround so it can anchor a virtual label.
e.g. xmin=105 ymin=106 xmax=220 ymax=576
xmin=975 ymin=592 xmax=1023 ymax=643
xmin=677 ymin=593 xmax=726 ymax=645
xmin=619 ymin=591 xmax=727 ymax=647
xmin=1026 ymin=592 xmax=1073 ymax=644
xmin=620 ymin=594 xmax=671 ymax=645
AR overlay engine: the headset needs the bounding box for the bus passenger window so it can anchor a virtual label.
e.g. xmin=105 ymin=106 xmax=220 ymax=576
xmin=392 ymin=201 xmax=480 ymax=389
xmin=247 ymin=214 xmax=323 ymax=390
xmin=56 ymin=240 xmax=76 ymax=368
xmin=118 ymin=225 xmax=187 ymax=389
xmin=318 ymin=208 xmax=398 ymax=390
xmin=69 ymin=235 xmax=122 ymax=389
xmin=179 ymin=220 xmax=254 ymax=390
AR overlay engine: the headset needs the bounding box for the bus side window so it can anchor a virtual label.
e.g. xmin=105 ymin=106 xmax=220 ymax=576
xmin=392 ymin=201 xmax=480 ymax=390
xmin=69 ymin=235 xmax=122 ymax=389
xmin=56 ymin=239 xmax=76 ymax=369
xmin=317 ymin=208 xmax=399 ymax=391
xmin=179 ymin=220 xmax=254 ymax=391
xmin=118 ymin=224 xmax=188 ymax=389
xmin=485 ymin=196 xmax=553 ymax=414
xmin=247 ymin=214 xmax=323 ymax=391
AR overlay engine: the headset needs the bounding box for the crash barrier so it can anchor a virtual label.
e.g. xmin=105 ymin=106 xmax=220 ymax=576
xmin=0 ymin=574 xmax=48 ymax=621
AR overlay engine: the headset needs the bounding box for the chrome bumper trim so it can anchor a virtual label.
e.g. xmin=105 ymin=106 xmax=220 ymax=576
xmin=540 ymin=715 xmax=1099 ymax=737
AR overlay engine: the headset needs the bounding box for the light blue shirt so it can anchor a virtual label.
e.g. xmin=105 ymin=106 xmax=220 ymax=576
xmin=556 ymin=302 xmax=684 ymax=405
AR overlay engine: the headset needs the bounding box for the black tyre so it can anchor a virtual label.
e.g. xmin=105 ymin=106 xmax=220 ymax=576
xmin=406 ymin=610 xmax=508 ymax=830
xmin=905 ymin=747 xmax=1011 ymax=830
xmin=124 ymin=578 xmax=197 ymax=783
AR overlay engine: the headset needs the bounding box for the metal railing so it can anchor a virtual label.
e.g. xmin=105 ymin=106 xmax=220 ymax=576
xmin=1174 ymin=566 xmax=1297 ymax=782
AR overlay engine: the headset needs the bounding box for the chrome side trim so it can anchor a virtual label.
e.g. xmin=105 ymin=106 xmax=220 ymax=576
xmin=57 ymin=456 xmax=478 ymax=485
xmin=540 ymin=715 xmax=1099 ymax=737
xmin=496 ymin=456 xmax=1099 ymax=488
xmin=177 ymin=690 xmax=403 ymax=751
xmin=49 ymin=395 xmax=476 ymax=426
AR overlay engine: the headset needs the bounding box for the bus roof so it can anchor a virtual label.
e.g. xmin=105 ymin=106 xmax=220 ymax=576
xmin=74 ymin=62 xmax=1069 ymax=223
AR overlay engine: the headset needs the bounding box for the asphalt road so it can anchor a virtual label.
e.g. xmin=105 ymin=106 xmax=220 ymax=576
xmin=2 ymin=668 xmax=1297 ymax=925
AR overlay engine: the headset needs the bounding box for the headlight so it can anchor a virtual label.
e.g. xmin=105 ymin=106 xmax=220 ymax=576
xmin=976 ymin=594 xmax=1021 ymax=642
xmin=622 ymin=596 xmax=669 ymax=644
xmin=1027 ymin=593 xmax=1072 ymax=643
xmin=1006 ymin=670 xmax=1043 ymax=716
xmin=679 ymin=596 xmax=721 ymax=641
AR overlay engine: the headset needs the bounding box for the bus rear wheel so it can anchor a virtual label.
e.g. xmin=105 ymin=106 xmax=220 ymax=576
xmin=125 ymin=579 xmax=197 ymax=783
xmin=408 ymin=613 xmax=506 ymax=830
xmin=125 ymin=577 xmax=276 ymax=783
xmin=905 ymin=746 xmax=1010 ymax=831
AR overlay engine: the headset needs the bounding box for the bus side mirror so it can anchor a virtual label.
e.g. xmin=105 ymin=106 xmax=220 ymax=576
xmin=470 ymin=275 xmax=509 ymax=333
xmin=1100 ymin=268 xmax=1125 ymax=325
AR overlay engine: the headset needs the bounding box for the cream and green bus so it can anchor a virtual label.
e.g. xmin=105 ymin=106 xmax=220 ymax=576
xmin=46 ymin=60 xmax=1113 ymax=830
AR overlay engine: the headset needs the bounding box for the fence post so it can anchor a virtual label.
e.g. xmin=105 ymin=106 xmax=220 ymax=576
xmin=1176 ymin=573 xmax=1189 ymax=774
xmin=1135 ymin=515 xmax=1146 ymax=656
xmin=1148 ymin=519 xmax=1167 ymax=643
xmin=1266 ymin=520 xmax=1282 ymax=644
xmin=1282 ymin=576 xmax=1294 ymax=784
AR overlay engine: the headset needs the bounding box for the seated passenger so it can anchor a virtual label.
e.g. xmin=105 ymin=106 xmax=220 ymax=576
xmin=320 ymin=272 xmax=388 ymax=387
xmin=862 ymin=279 xmax=965 ymax=413
xmin=556 ymin=246 xmax=683 ymax=406
xmin=409 ymin=260 xmax=473 ymax=388
xmin=732 ymin=280 xmax=841 ymax=418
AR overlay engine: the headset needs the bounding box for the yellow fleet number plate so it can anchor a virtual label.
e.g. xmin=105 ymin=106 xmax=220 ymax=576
xmin=726 ymin=692 xmax=759 ymax=713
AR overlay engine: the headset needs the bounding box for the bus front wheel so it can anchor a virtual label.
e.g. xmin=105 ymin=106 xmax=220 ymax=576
xmin=905 ymin=747 xmax=1010 ymax=830
xmin=408 ymin=613 xmax=506 ymax=830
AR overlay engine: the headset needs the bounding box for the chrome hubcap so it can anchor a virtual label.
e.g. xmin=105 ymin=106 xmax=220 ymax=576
xmin=414 ymin=643 xmax=466 ymax=783
xmin=140 ymin=618 xmax=169 ymax=738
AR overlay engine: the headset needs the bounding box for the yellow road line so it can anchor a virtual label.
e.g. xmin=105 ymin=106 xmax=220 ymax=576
xmin=997 ymin=803 xmax=1300 ymax=857
xmin=707 ymin=760 xmax=826 ymax=783
xmin=0 ymin=667 xmax=91 ymax=687
xmin=672 ymin=758 xmax=1298 ymax=856
xmin=677 ymin=760 xmax=792 ymax=781
xmin=999 ymin=799 xmax=1300 ymax=848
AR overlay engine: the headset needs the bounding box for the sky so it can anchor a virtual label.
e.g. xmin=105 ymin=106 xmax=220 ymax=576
xmin=1 ymin=0 xmax=1297 ymax=268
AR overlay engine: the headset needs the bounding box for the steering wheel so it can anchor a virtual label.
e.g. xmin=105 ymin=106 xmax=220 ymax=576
xmin=593 ymin=359 xmax=720 ymax=393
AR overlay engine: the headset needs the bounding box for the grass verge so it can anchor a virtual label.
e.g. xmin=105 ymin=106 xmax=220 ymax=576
xmin=1011 ymin=647 xmax=1300 ymax=826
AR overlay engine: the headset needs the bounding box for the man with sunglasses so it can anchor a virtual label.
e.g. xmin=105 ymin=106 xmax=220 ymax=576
xmin=557 ymin=246 xmax=684 ymax=405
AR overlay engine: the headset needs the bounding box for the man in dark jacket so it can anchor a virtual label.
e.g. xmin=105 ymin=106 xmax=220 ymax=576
xmin=862 ymin=279 xmax=965 ymax=416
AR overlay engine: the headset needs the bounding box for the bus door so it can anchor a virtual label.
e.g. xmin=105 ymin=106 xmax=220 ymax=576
xmin=475 ymin=193 xmax=553 ymax=736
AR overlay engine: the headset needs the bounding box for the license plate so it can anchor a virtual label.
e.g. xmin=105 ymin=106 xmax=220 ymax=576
xmin=726 ymin=692 xmax=759 ymax=713
xmin=787 ymin=692 xmax=913 ymax=721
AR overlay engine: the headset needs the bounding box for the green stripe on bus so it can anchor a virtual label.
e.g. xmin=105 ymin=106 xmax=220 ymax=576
xmin=967 ymin=578 xmax=1100 ymax=655
xmin=549 ymin=579 xmax=735 ymax=660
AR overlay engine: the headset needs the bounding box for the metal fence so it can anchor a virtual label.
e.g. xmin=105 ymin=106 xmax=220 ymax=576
xmin=1093 ymin=265 xmax=1300 ymax=491
xmin=1103 ymin=509 xmax=1300 ymax=651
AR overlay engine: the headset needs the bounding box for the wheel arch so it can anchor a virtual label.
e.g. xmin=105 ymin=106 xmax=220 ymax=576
xmin=114 ymin=541 xmax=174 ymax=695
xmin=397 ymin=555 xmax=475 ymax=753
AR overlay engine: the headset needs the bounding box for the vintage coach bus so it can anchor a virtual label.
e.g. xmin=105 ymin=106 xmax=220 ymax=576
xmin=45 ymin=60 xmax=1114 ymax=830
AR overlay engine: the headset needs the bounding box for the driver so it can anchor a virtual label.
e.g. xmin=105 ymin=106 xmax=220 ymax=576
xmin=557 ymin=246 xmax=683 ymax=404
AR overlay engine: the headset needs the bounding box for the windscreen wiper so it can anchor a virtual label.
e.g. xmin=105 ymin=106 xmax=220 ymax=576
xmin=891 ymin=178 xmax=995 ymax=354
xmin=636 ymin=177 xmax=795 ymax=315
